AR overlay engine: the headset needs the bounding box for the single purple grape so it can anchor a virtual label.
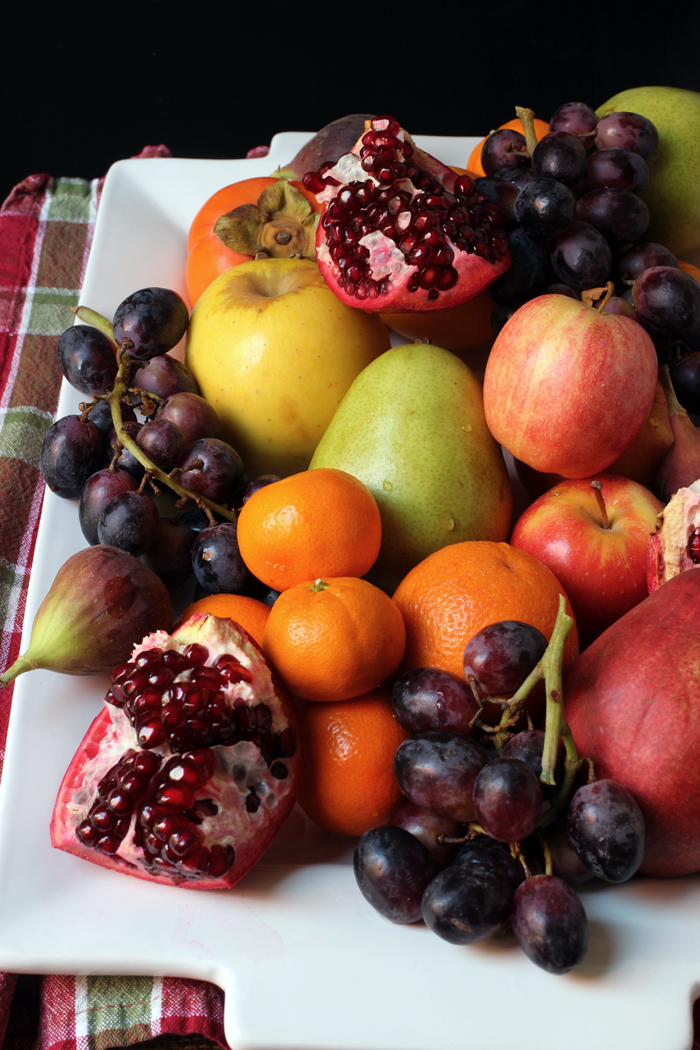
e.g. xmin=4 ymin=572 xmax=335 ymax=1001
xmin=502 ymin=729 xmax=564 ymax=802
xmin=473 ymin=177 xmax=520 ymax=228
xmin=40 ymin=415 xmax=105 ymax=499
xmin=595 ymin=111 xmax=659 ymax=158
xmin=422 ymin=861 xmax=514 ymax=944
xmin=618 ymin=242 xmax=678 ymax=282
xmin=513 ymin=178 xmax=576 ymax=239
xmin=473 ymin=758 xmax=543 ymax=842
xmin=108 ymin=422 xmax=146 ymax=480
xmin=511 ymin=874 xmax=589 ymax=973
xmin=567 ymin=779 xmax=645 ymax=883
xmin=112 ymin=287 xmax=189 ymax=360
xmin=532 ymin=132 xmax=587 ymax=188
xmin=633 ymin=266 xmax=700 ymax=336
xmin=450 ymin=836 xmax=525 ymax=893
xmin=392 ymin=731 xmax=489 ymax=822
xmin=79 ymin=467 xmax=138 ymax=545
xmin=97 ymin=490 xmax=159 ymax=556
xmin=463 ymin=620 xmax=548 ymax=696
xmin=548 ymin=102 xmax=598 ymax=151
xmin=156 ymin=392 xmax=220 ymax=445
xmin=353 ymin=825 xmax=439 ymax=923
xmin=134 ymin=355 xmax=199 ymax=399
xmin=136 ymin=419 xmax=187 ymax=472
xmin=489 ymin=228 xmax=552 ymax=307
xmin=191 ymin=522 xmax=260 ymax=596
xmin=179 ymin=438 xmax=244 ymax=506
xmin=240 ymin=474 xmax=282 ymax=505
xmin=545 ymin=820 xmax=594 ymax=886
xmin=585 ymin=148 xmax=649 ymax=193
xmin=575 ymin=188 xmax=650 ymax=249
xmin=481 ymin=129 xmax=529 ymax=176
xmin=57 ymin=325 xmax=117 ymax=395
xmin=670 ymin=353 xmax=700 ymax=414
xmin=549 ymin=220 xmax=613 ymax=290
xmin=87 ymin=399 xmax=136 ymax=439
xmin=391 ymin=667 xmax=479 ymax=735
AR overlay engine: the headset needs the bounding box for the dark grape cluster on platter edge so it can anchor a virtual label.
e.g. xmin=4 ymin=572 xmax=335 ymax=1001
xmin=42 ymin=287 xmax=281 ymax=604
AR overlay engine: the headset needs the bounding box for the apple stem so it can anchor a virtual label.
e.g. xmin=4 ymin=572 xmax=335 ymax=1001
xmin=590 ymin=480 xmax=611 ymax=528
xmin=596 ymin=281 xmax=615 ymax=312
xmin=515 ymin=106 xmax=539 ymax=157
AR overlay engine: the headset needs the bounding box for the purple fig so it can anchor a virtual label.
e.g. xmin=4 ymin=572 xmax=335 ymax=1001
xmin=654 ymin=365 xmax=700 ymax=503
xmin=0 ymin=546 xmax=172 ymax=685
xmin=271 ymin=114 xmax=377 ymax=181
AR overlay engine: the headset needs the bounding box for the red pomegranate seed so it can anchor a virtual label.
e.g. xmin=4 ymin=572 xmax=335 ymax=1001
xmin=690 ymin=531 xmax=700 ymax=563
xmin=153 ymin=812 xmax=187 ymax=840
xmin=157 ymin=783 xmax=196 ymax=810
xmin=169 ymin=827 xmax=204 ymax=858
xmin=138 ymin=720 xmax=168 ymax=749
xmin=207 ymin=844 xmax=235 ymax=878
xmin=107 ymin=788 xmax=134 ymax=816
xmin=135 ymin=649 xmax=164 ymax=670
xmin=302 ymin=172 xmax=326 ymax=195
xmin=183 ymin=644 xmax=208 ymax=666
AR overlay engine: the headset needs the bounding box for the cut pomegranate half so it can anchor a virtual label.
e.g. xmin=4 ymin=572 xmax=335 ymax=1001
xmin=303 ymin=115 xmax=511 ymax=312
xmin=51 ymin=613 xmax=302 ymax=890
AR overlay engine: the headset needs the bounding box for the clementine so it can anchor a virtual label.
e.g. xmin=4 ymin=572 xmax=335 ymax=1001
xmin=262 ymin=576 xmax=406 ymax=703
xmin=298 ymin=688 xmax=409 ymax=837
xmin=392 ymin=541 xmax=578 ymax=679
xmin=237 ymin=468 xmax=382 ymax=592
xmin=175 ymin=593 xmax=270 ymax=648
xmin=468 ymin=117 xmax=550 ymax=177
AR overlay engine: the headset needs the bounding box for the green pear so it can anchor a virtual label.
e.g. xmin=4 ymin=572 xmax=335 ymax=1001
xmin=596 ymin=86 xmax=700 ymax=259
xmin=309 ymin=343 xmax=512 ymax=592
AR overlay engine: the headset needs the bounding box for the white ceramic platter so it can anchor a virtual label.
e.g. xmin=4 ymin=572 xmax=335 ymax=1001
xmin=0 ymin=133 xmax=698 ymax=1050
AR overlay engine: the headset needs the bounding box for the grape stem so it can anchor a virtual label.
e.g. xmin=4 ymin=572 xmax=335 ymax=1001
xmin=75 ymin=302 xmax=237 ymax=525
xmin=515 ymin=106 xmax=539 ymax=157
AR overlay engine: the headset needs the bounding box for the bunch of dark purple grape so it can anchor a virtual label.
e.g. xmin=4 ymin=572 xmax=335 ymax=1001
xmin=41 ymin=287 xmax=280 ymax=601
xmin=484 ymin=104 xmax=700 ymax=382
xmin=353 ymin=611 xmax=646 ymax=975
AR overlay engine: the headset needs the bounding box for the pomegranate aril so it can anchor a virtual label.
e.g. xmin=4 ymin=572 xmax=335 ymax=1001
xmin=179 ymin=845 xmax=210 ymax=876
xmin=132 ymin=752 xmax=162 ymax=777
xmin=107 ymin=788 xmax=134 ymax=815
xmin=438 ymin=267 xmax=459 ymax=290
xmin=157 ymin=783 xmax=196 ymax=810
xmin=168 ymin=758 xmax=209 ymax=789
xmin=413 ymin=211 xmax=435 ymax=232
xmin=327 ymin=200 xmax=348 ymax=221
xmin=135 ymin=649 xmax=163 ymax=670
xmin=140 ymin=802 xmax=168 ymax=828
xmin=153 ymin=813 xmax=187 ymax=840
xmin=138 ymin=720 xmax=168 ymax=749
xmin=77 ymin=821 xmax=99 ymax=845
xmin=423 ymin=228 xmax=445 ymax=247
xmin=433 ymin=246 xmax=454 ymax=266
xmin=96 ymin=834 xmax=121 ymax=854
xmin=402 ymin=141 xmax=414 ymax=158
xmin=112 ymin=662 xmax=133 ymax=684
xmin=346 ymin=265 xmax=363 ymax=282
xmin=162 ymin=702 xmax=186 ymax=728
xmin=169 ymin=827 xmax=204 ymax=858
xmin=119 ymin=770 xmax=147 ymax=796
xmin=371 ymin=115 xmax=401 ymax=135
xmin=91 ymin=806 xmax=115 ymax=831
xmin=162 ymin=650 xmax=192 ymax=673
xmin=246 ymin=792 xmax=260 ymax=813
xmin=131 ymin=691 xmax=162 ymax=716
xmin=419 ymin=267 xmax=442 ymax=289
xmin=183 ymin=643 xmax=208 ymax=666
xmin=408 ymin=244 xmax=433 ymax=266
xmin=208 ymin=844 xmax=235 ymax=878
xmin=302 ymin=172 xmax=327 ymax=195
xmin=689 ymin=531 xmax=700 ymax=563
xmin=148 ymin=668 xmax=174 ymax=688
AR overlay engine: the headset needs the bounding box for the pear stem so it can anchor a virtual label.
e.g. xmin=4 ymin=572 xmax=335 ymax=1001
xmin=590 ymin=480 xmax=610 ymax=528
xmin=515 ymin=106 xmax=539 ymax=157
xmin=659 ymin=363 xmax=686 ymax=418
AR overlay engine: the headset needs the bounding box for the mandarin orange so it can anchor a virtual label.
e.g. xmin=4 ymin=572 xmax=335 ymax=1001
xmin=175 ymin=593 xmax=270 ymax=648
xmin=262 ymin=576 xmax=406 ymax=703
xmin=392 ymin=541 xmax=578 ymax=680
xmin=237 ymin=467 xmax=382 ymax=592
xmin=298 ymin=688 xmax=409 ymax=836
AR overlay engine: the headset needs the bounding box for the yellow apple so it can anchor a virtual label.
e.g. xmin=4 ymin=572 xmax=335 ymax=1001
xmin=185 ymin=258 xmax=390 ymax=477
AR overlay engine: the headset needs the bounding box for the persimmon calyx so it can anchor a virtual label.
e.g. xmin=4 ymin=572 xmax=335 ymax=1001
xmin=213 ymin=179 xmax=319 ymax=260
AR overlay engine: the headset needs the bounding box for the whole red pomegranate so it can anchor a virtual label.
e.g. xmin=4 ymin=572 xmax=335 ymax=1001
xmin=51 ymin=613 xmax=302 ymax=890
xmin=303 ymin=115 xmax=511 ymax=311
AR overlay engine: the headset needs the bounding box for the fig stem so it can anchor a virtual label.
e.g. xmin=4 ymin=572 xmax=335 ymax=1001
xmin=515 ymin=106 xmax=539 ymax=158
xmin=71 ymin=305 xmax=118 ymax=350
xmin=0 ymin=653 xmax=38 ymax=688
xmin=590 ymin=480 xmax=611 ymax=528
xmin=109 ymin=351 xmax=236 ymax=523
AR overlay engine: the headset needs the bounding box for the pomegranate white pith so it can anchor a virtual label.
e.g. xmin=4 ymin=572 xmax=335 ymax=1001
xmin=304 ymin=115 xmax=511 ymax=312
xmin=51 ymin=613 xmax=302 ymax=890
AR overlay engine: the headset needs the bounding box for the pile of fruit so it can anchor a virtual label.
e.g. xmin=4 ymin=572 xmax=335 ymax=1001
xmin=7 ymin=89 xmax=700 ymax=976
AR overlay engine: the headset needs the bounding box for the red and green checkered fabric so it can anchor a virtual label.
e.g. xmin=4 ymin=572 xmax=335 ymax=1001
xmin=0 ymin=152 xmax=229 ymax=1050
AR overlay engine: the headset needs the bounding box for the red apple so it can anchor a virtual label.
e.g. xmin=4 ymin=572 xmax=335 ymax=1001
xmin=482 ymin=294 xmax=658 ymax=478
xmin=510 ymin=474 xmax=663 ymax=649
xmin=564 ymin=569 xmax=700 ymax=877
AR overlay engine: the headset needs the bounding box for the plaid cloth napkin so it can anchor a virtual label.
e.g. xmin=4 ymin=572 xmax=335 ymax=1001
xmin=0 ymin=149 xmax=228 ymax=1050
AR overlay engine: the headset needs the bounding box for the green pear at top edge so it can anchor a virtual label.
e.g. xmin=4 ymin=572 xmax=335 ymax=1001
xmin=309 ymin=342 xmax=513 ymax=594
xmin=596 ymin=86 xmax=700 ymax=259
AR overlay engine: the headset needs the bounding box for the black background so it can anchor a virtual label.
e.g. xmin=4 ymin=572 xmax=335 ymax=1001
xmin=2 ymin=0 xmax=700 ymax=203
